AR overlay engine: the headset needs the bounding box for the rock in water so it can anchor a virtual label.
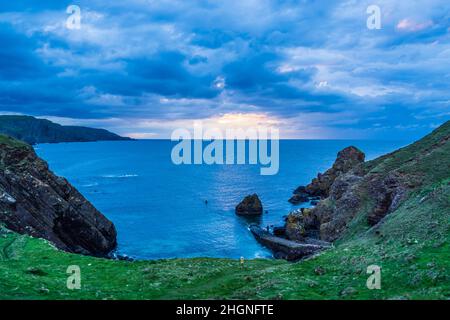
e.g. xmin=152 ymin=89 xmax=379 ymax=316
xmin=288 ymin=185 xmax=310 ymax=204
xmin=0 ymin=135 xmax=117 ymax=257
xmin=288 ymin=192 xmax=309 ymax=204
xmin=235 ymin=194 xmax=263 ymax=216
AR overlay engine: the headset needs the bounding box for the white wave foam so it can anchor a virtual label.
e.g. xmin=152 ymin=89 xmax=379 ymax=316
xmin=101 ymin=174 xmax=139 ymax=179
xmin=82 ymin=182 xmax=99 ymax=187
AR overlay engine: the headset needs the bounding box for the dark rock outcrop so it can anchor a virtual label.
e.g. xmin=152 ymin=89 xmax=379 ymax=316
xmin=288 ymin=147 xmax=365 ymax=204
xmin=254 ymin=122 xmax=450 ymax=261
xmin=250 ymin=145 xmax=412 ymax=259
xmin=284 ymin=144 xmax=420 ymax=243
xmin=285 ymin=208 xmax=319 ymax=241
xmin=288 ymin=185 xmax=310 ymax=204
xmin=272 ymin=226 xmax=286 ymax=237
xmin=236 ymin=194 xmax=263 ymax=216
xmin=304 ymin=146 xmax=365 ymax=198
xmin=288 ymin=192 xmax=309 ymax=204
xmin=250 ymin=225 xmax=331 ymax=261
xmin=0 ymin=115 xmax=131 ymax=144
xmin=0 ymin=135 xmax=117 ymax=257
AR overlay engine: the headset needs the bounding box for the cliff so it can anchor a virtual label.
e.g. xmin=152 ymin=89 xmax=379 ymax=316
xmin=0 ymin=115 xmax=131 ymax=144
xmin=285 ymin=121 xmax=450 ymax=244
xmin=0 ymin=135 xmax=117 ymax=257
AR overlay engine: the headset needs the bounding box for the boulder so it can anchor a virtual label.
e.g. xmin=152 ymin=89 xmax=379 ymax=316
xmin=235 ymin=194 xmax=263 ymax=216
xmin=366 ymin=171 xmax=409 ymax=226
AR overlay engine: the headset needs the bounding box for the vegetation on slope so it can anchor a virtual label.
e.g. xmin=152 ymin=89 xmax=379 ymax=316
xmin=0 ymin=182 xmax=448 ymax=300
xmin=0 ymin=134 xmax=30 ymax=150
xmin=0 ymin=122 xmax=449 ymax=300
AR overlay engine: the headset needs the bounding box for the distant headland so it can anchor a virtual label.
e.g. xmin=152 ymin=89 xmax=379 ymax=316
xmin=0 ymin=115 xmax=131 ymax=144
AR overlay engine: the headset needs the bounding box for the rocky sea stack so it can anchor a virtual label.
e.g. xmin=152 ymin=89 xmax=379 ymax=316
xmin=285 ymin=142 xmax=408 ymax=243
xmin=304 ymin=146 xmax=365 ymax=198
xmin=0 ymin=135 xmax=117 ymax=257
xmin=253 ymin=121 xmax=450 ymax=261
xmin=289 ymin=146 xmax=365 ymax=204
xmin=235 ymin=194 xmax=263 ymax=216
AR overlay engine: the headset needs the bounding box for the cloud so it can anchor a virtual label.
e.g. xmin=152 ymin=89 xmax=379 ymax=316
xmin=396 ymin=18 xmax=434 ymax=32
xmin=0 ymin=0 xmax=449 ymax=139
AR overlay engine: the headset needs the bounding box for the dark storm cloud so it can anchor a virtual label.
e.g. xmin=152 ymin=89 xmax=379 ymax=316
xmin=0 ymin=0 xmax=449 ymax=138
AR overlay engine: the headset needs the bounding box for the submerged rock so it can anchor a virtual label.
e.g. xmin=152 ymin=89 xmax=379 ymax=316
xmin=293 ymin=185 xmax=307 ymax=194
xmin=0 ymin=135 xmax=117 ymax=257
xmin=235 ymin=194 xmax=263 ymax=216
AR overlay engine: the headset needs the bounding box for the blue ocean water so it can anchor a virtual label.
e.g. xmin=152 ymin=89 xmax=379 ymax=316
xmin=35 ymin=140 xmax=408 ymax=260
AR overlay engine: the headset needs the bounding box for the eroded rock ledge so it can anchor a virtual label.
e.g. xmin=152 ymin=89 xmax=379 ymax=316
xmin=0 ymin=135 xmax=117 ymax=257
xmin=250 ymin=143 xmax=421 ymax=260
xmin=284 ymin=143 xmax=420 ymax=245
xmin=250 ymin=225 xmax=331 ymax=261
xmin=289 ymin=146 xmax=365 ymax=204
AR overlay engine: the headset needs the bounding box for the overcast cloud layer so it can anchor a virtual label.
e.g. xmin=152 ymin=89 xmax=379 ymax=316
xmin=0 ymin=0 xmax=449 ymax=139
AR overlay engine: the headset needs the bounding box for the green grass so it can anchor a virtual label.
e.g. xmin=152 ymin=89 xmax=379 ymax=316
xmin=0 ymin=134 xmax=30 ymax=149
xmin=0 ymin=122 xmax=448 ymax=300
xmin=1 ymin=182 xmax=448 ymax=300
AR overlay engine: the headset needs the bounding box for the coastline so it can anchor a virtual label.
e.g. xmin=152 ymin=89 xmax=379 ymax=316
xmin=0 ymin=122 xmax=449 ymax=299
xmin=33 ymin=139 xmax=410 ymax=260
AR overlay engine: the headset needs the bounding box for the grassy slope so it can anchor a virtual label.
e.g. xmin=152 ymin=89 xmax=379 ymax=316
xmin=0 ymin=134 xmax=30 ymax=149
xmin=0 ymin=124 xmax=449 ymax=300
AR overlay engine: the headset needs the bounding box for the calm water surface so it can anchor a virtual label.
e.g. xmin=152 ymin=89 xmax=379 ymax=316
xmin=35 ymin=140 xmax=408 ymax=260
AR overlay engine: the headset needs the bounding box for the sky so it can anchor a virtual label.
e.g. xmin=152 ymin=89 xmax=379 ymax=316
xmin=0 ymin=0 xmax=449 ymax=139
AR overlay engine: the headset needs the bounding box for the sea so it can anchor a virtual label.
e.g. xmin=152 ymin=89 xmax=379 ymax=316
xmin=35 ymin=139 xmax=408 ymax=260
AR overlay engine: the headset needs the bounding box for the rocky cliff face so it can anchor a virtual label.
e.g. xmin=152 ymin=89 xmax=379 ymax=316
xmin=288 ymin=147 xmax=365 ymax=204
xmin=285 ymin=122 xmax=450 ymax=243
xmin=286 ymin=153 xmax=413 ymax=243
xmin=0 ymin=135 xmax=117 ymax=257
xmin=305 ymin=146 xmax=365 ymax=198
